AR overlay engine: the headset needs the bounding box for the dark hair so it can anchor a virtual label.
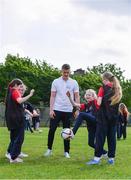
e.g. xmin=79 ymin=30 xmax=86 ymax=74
xmin=5 ymin=79 xmax=23 ymax=105
xmin=61 ymin=64 xmax=70 ymax=70
xmin=8 ymin=78 xmax=23 ymax=88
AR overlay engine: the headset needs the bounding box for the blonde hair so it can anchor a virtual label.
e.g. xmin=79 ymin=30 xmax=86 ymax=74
xmin=84 ymin=89 xmax=97 ymax=99
xmin=102 ymin=72 xmax=122 ymax=105
xmin=19 ymin=84 xmax=27 ymax=96
xmin=119 ymin=103 xmax=130 ymax=120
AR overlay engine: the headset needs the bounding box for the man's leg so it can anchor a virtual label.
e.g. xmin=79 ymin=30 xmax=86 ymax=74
xmin=47 ymin=111 xmax=61 ymax=150
xmin=62 ymin=112 xmax=72 ymax=154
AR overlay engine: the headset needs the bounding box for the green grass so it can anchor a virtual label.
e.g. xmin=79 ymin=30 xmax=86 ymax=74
xmin=0 ymin=127 xmax=131 ymax=179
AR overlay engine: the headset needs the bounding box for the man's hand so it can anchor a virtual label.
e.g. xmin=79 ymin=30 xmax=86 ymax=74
xmin=50 ymin=110 xmax=56 ymax=119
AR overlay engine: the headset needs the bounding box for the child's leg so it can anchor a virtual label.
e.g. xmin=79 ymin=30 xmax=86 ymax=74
xmin=122 ymin=124 xmax=127 ymax=139
xmin=72 ymin=113 xmax=85 ymax=135
xmin=88 ymin=125 xmax=107 ymax=155
xmin=107 ymin=124 xmax=117 ymax=158
xmin=95 ymin=122 xmax=107 ymax=158
xmin=28 ymin=121 xmax=33 ymax=133
xmin=87 ymin=125 xmax=96 ymax=148
xmin=72 ymin=112 xmax=96 ymax=135
xmin=10 ymin=128 xmax=25 ymax=160
xmin=36 ymin=122 xmax=40 ymax=130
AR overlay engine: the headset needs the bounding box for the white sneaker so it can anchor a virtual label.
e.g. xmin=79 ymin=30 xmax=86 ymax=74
xmin=64 ymin=152 xmax=70 ymax=158
xmin=44 ymin=149 xmax=52 ymax=157
xmin=5 ymin=152 xmax=11 ymax=160
xmin=100 ymin=153 xmax=108 ymax=159
xmin=19 ymin=152 xmax=28 ymax=158
xmin=10 ymin=157 xmax=23 ymax=163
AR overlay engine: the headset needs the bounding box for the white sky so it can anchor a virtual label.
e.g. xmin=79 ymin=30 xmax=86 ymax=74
xmin=0 ymin=0 xmax=131 ymax=79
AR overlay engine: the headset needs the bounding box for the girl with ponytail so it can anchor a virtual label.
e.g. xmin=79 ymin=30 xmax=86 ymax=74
xmin=87 ymin=72 xmax=122 ymax=165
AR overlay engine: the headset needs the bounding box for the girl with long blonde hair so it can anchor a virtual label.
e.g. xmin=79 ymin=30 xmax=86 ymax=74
xmin=87 ymin=72 xmax=122 ymax=165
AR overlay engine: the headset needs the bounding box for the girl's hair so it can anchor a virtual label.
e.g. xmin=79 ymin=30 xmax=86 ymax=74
xmin=119 ymin=103 xmax=129 ymax=114
xmin=119 ymin=103 xmax=130 ymax=120
xmin=19 ymin=84 xmax=27 ymax=96
xmin=8 ymin=78 xmax=23 ymax=88
xmin=84 ymin=89 xmax=97 ymax=99
xmin=5 ymin=79 xmax=23 ymax=104
xmin=102 ymin=72 xmax=122 ymax=105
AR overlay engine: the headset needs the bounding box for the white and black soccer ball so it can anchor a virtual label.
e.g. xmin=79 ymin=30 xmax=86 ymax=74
xmin=61 ymin=128 xmax=73 ymax=140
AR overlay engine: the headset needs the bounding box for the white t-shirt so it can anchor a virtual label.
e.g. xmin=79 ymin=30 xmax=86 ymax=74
xmin=51 ymin=77 xmax=79 ymax=112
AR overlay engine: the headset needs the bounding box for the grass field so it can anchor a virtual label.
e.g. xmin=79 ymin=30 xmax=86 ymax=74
xmin=0 ymin=127 xmax=131 ymax=179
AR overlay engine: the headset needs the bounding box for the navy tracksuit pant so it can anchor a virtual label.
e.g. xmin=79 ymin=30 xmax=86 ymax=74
xmin=95 ymin=122 xmax=117 ymax=158
xmin=47 ymin=110 xmax=72 ymax=153
xmin=7 ymin=127 xmax=25 ymax=160
xmin=72 ymin=112 xmax=107 ymax=154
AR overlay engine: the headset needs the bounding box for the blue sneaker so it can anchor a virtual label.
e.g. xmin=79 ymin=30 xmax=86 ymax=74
xmin=86 ymin=159 xmax=100 ymax=165
xmin=108 ymin=159 xmax=114 ymax=165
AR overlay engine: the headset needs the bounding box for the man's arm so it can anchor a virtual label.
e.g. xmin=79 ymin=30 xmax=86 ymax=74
xmin=49 ymin=91 xmax=56 ymax=119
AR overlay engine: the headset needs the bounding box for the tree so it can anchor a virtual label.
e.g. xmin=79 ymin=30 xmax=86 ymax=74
xmin=87 ymin=63 xmax=125 ymax=81
xmin=0 ymin=55 xmax=130 ymax=108
xmin=0 ymin=54 xmax=60 ymax=105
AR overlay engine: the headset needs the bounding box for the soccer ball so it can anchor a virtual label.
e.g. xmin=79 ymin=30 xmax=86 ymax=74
xmin=61 ymin=128 xmax=73 ymax=140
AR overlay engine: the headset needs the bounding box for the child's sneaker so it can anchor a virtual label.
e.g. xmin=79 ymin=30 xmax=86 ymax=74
xmin=100 ymin=152 xmax=108 ymax=159
xmin=108 ymin=158 xmax=114 ymax=165
xmin=86 ymin=159 xmax=100 ymax=165
xmin=10 ymin=157 xmax=23 ymax=163
xmin=64 ymin=152 xmax=70 ymax=158
xmin=44 ymin=149 xmax=52 ymax=157
xmin=5 ymin=152 xmax=11 ymax=160
xmin=19 ymin=152 xmax=28 ymax=158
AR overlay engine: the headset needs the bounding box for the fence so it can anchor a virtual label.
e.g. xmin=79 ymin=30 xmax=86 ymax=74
xmin=0 ymin=103 xmax=131 ymax=127
xmin=0 ymin=103 xmax=51 ymax=127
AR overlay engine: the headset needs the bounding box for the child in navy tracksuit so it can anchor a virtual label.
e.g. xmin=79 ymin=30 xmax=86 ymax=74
xmin=24 ymin=102 xmax=34 ymax=133
xmin=117 ymin=103 xmax=129 ymax=140
xmin=5 ymin=79 xmax=34 ymax=163
xmin=66 ymin=89 xmax=107 ymax=155
xmin=87 ymin=72 xmax=122 ymax=165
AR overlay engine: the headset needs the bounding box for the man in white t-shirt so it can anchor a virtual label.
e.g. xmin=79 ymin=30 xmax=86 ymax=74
xmin=44 ymin=64 xmax=80 ymax=158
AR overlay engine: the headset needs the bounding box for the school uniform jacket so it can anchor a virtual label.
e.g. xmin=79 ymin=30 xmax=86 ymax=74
xmin=5 ymin=89 xmax=25 ymax=130
xmin=97 ymin=84 xmax=119 ymax=125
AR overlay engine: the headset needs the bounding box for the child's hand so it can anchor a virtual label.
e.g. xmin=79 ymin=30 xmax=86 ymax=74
xmin=30 ymin=89 xmax=35 ymax=96
xmin=66 ymin=91 xmax=70 ymax=97
xmin=73 ymin=110 xmax=79 ymax=119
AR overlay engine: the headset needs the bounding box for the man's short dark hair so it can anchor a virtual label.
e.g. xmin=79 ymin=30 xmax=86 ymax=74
xmin=62 ymin=64 xmax=70 ymax=70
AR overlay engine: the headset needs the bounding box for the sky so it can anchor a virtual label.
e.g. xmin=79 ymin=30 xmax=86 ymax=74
xmin=0 ymin=0 xmax=131 ymax=79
